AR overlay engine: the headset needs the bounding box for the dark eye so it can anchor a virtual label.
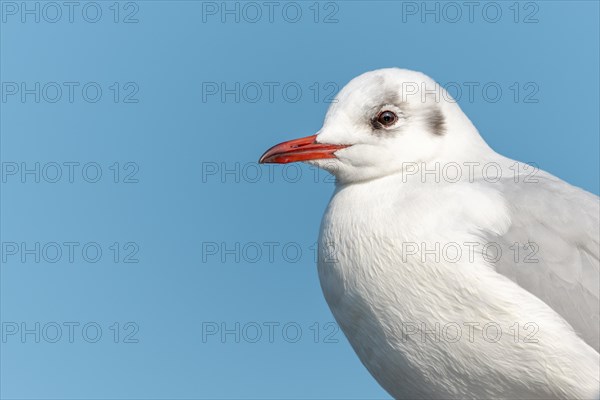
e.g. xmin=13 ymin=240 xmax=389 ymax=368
xmin=377 ymin=110 xmax=398 ymax=127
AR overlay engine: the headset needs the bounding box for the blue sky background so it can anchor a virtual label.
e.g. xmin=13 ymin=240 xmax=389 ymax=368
xmin=0 ymin=1 xmax=598 ymax=399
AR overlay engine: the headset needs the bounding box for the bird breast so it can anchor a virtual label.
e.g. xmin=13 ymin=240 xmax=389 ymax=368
xmin=316 ymin=176 xmax=599 ymax=399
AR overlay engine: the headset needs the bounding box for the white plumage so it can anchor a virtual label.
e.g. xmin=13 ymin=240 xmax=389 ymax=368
xmin=260 ymin=68 xmax=600 ymax=399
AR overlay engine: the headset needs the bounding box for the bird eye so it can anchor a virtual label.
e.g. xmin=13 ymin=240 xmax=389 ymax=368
xmin=376 ymin=110 xmax=398 ymax=127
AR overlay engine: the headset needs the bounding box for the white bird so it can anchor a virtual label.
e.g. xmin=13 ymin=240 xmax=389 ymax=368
xmin=259 ymin=68 xmax=600 ymax=399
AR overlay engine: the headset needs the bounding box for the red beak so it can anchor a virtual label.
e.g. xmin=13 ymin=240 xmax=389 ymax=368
xmin=259 ymin=134 xmax=349 ymax=164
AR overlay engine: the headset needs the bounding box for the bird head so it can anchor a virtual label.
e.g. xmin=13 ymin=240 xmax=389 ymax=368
xmin=259 ymin=68 xmax=486 ymax=184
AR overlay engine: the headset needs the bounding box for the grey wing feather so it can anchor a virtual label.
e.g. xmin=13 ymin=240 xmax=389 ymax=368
xmin=482 ymin=168 xmax=599 ymax=351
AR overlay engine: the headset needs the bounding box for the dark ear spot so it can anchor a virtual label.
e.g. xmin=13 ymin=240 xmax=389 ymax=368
xmin=427 ymin=107 xmax=446 ymax=135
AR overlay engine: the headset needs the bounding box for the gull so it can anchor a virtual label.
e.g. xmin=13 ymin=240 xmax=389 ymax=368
xmin=259 ymin=68 xmax=600 ymax=399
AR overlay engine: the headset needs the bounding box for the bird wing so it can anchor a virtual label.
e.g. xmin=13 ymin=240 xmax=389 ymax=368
xmin=480 ymin=169 xmax=600 ymax=351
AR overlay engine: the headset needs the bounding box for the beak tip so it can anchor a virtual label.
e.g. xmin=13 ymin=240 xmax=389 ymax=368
xmin=258 ymin=153 xmax=270 ymax=164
